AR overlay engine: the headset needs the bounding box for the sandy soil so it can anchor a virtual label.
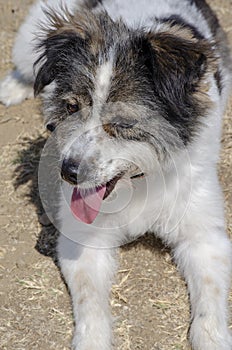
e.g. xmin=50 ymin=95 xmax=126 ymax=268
xmin=0 ymin=1 xmax=231 ymax=349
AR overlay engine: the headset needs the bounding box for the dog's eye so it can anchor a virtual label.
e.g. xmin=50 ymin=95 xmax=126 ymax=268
xmin=66 ymin=102 xmax=79 ymax=115
xmin=112 ymin=116 xmax=138 ymax=129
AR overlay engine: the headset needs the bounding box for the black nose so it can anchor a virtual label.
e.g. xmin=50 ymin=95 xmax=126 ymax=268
xmin=61 ymin=158 xmax=79 ymax=185
xmin=46 ymin=123 xmax=56 ymax=132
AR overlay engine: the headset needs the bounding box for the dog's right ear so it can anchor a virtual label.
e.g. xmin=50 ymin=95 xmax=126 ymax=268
xmin=34 ymin=31 xmax=85 ymax=96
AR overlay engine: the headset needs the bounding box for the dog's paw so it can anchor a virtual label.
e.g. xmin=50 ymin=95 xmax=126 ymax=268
xmin=190 ymin=318 xmax=232 ymax=350
xmin=0 ymin=71 xmax=33 ymax=106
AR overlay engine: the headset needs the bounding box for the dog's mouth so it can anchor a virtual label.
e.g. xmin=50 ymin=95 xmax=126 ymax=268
xmin=103 ymin=172 xmax=144 ymax=200
xmin=70 ymin=173 xmax=144 ymax=224
xmin=103 ymin=174 xmax=123 ymax=200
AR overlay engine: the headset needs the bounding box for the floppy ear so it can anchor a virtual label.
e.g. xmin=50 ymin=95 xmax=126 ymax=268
xmin=34 ymin=31 xmax=85 ymax=96
xmin=148 ymin=30 xmax=215 ymax=87
xmin=143 ymin=29 xmax=217 ymax=137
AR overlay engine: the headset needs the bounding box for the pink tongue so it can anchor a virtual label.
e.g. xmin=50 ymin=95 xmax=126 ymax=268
xmin=71 ymin=186 xmax=106 ymax=224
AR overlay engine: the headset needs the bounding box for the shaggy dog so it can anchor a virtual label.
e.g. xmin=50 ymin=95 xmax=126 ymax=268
xmin=0 ymin=0 xmax=232 ymax=349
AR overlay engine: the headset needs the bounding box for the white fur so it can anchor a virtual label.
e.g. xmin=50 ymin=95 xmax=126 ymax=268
xmin=94 ymin=60 xmax=113 ymax=105
xmin=2 ymin=1 xmax=232 ymax=350
xmin=0 ymin=71 xmax=34 ymax=106
xmin=56 ymin=77 xmax=232 ymax=349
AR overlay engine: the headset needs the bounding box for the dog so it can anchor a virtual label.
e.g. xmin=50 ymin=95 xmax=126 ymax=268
xmin=1 ymin=0 xmax=232 ymax=349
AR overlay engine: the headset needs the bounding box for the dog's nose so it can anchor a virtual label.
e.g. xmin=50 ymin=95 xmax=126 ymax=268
xmin=61 ymin=158 xmax=79 ymax=185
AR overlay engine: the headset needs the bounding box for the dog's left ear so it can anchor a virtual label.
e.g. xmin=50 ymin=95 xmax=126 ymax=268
xmin=34 ymin=31 xmax=85 ymax=96
xmin=142 ymin=28 xmax=217 ymax=120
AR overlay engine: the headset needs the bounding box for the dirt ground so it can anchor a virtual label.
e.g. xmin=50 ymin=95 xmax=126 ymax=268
xmin=0 ymin=1 xmax=232 ymax=349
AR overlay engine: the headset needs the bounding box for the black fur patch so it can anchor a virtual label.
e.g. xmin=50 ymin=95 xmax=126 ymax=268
xmin=34 ymin=32 xmax=93 ymax=96
xmin=188 ymin=0 xmax=220 ymax=36
xmin=160 ymin=15 xmax=204 ymax=40
xmin=146 ymin=32 xmax=213 ymax=144
xmin=214 ymin=69 xmax=223 ymax=94
xmin=106 ymin=32 xmax=214 ymax=144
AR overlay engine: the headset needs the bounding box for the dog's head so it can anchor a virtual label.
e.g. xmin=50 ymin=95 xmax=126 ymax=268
xmin=35 ymin=9 xmax=217 ymax=223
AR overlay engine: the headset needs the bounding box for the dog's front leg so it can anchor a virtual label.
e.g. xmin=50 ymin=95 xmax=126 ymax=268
xmin=173 ymin=219 xmax=232 ymax=349
xmin=58 ymin=234 xmax=116 ymax=350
